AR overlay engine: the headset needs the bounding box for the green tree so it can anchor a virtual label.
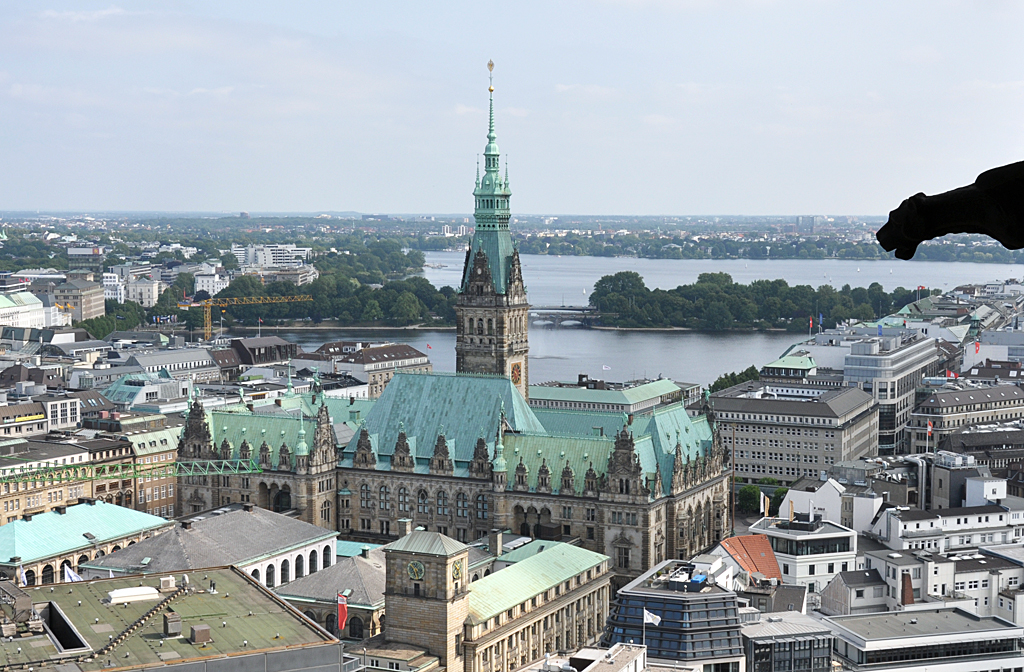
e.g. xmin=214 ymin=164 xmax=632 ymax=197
xmin=737 ymin=485 xmax=760 ymax=513
xmin=391 ymin=291 xmax=423 ymax=325
xmin=769 ymin=487 xmax=789 ymax=516
xmin=708 ymin=366 xmax=759 ymax=393
xmin=361 ymin=299 xmax=383 ymax=322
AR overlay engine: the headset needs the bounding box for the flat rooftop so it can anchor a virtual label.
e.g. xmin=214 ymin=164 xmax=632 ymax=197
xmin=742 ymin=612 xmax=833 ymax=640
xmin=0 ymin=566 xmax=339 ymax=670
xmin=618 ymin=559 xmax=730 ymax=597
xmin=829 ymin=608 xmax=1018 ymax=641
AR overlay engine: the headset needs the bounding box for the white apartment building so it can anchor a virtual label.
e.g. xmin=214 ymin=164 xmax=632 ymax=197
xmin=102 ymin=272 xmax=126 ymax=303
xmin=231 ymin=244 xmax=311 ymax=268
xmin=195 ymin=272 xmax=230 ymax=297
xmin=828 ymin=608 xmax=1024 ymax=672
xmin=709 ymin=381 xmax=878 ymax=487
xmin=126 ymin=278 xmax=166 ymax=308
xmin=751 ymin=514 xmax=857 ymax=594
xmin=869 ymin=502 xmax=1024 ymax=553
xmin=0 ymin=292 xmax=45 ymax=329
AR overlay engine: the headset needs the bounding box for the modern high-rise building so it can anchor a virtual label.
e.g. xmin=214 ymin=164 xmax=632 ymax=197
xmin=454 ymin=64 xmax=530 ymax=399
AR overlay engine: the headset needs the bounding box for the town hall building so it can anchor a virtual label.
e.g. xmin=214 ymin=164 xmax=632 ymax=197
xmin=176 ymin=66 xmax=731 ymax=588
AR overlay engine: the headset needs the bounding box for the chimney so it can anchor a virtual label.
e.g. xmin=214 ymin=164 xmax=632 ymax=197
xmin=627 ymin=413 xmax=634 ymax=425
xmin=360 ymin=546 xmax=371 ymax=559
xmin=181 ymin=520 xmax=193 ymax=530
xmin=22 ymin=514 xmax=32 ymax=522
xmin=349 ymin=396 xmax=355 ymax=406
xmin=901 ymin=572 xmax=915 ymax=606
xmin=242 ymin=502 xmax=254 ymax=512
xmin=397 ymin=518 xmax=413 ymax=537
xmin=489 ymin=529 xmax=503 ymax=557
xmin=54 ymin=505 xmax=67 ymax=515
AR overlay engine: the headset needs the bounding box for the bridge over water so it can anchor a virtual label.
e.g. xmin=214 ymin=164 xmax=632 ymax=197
xmin=530 ymin=305 xmax=610 ymax=327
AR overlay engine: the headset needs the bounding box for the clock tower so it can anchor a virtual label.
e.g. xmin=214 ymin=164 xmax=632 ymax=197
xmin=384 ymin=528 xmax=470 ymax=672
xmin=455 ymin=61 xmax=530 ymax=399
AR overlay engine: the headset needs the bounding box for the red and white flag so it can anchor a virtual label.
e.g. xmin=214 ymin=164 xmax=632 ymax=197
xmin=976 ymin=341 xmax=981 ymax=354
xmin=927 ymin=421 xmax=933 ymax=437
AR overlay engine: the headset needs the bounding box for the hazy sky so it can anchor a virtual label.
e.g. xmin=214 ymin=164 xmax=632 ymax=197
xmin=1 ymin=2 xmax=1022 ymax=216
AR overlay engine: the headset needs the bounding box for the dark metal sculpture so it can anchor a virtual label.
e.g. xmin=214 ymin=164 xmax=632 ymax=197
xmin=876 ymin=160 xmax=1024 ymax=259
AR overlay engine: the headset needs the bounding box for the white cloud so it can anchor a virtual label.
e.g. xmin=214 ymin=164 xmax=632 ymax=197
xmin=39 ymin=6 xmax=124 ymax=22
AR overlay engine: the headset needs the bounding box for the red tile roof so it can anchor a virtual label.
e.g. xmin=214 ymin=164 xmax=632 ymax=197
xmin=719 ymin=534 xmax=781 ymax=580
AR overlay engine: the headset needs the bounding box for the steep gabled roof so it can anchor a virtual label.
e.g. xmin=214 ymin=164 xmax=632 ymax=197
xmin=718 ymin=534 xmax=782 ymax=581
xmin=342 ymin=372 xmax=546 ymax=467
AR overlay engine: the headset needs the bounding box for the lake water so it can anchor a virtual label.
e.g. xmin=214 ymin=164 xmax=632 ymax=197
xmin=420 ymin=250 xmax=1024 ymax=307
xmin=273 ymin=252 xmax=1017 ymax=386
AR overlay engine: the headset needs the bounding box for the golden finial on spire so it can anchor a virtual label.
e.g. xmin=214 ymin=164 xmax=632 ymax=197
xmin=488 ymin=59 xmax=494 ymax=92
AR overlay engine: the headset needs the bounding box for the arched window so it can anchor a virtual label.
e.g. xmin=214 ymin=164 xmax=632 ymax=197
xmin=323 ymin=545 xmax=332 ymax=569
xmin=437 ymin=490 xmax=449 ymax=516
xmin=281 ymin=559 xmax=290 ymax=584
xmin=379 ymin=486 xmax=391 ymax=511
xmin=59 ymin=560 xmax=72 ymax=583
xmin=25 ymin=569 xmax=36 ymax=586
xmin=349 ymin=616 xmax=364 ymax=640
xmin=476 ymin=494 xmax=488 ymax=520
xmin=456 ymin=492 xmax=468 ymax=518
xmin=468 ymin=318 xmax=474 ymax=334
xmin=360 ymin=484 xmax=371 ymax=509
xmin=266 ymin=564 xmax=275 ymax=588
xmin=295 ymin=554 xmax=304 ymax=579
xmin=321 ymin=500 xmax=331 ymax=523
xmin=77 ymin=554 xmax=89 ymax=569
xmin=476 ymin=319 xmax=483 ymax=334
xmin=41 ymin=565 xmax=54 ymax=585
xmin=398 ymin=487 xmax=410 ymax=513
xmin=417 ymin=490 xmax=429 ymax=515
xmin=309 ymin=550 xmax=318 ymax=574
xmin=251 ymin=568 xmax=260 ymax=581
xmin=487 ymin=319 xmax=494 ymax=335
xmin=326 ymin=613 xmax=337 ymax=635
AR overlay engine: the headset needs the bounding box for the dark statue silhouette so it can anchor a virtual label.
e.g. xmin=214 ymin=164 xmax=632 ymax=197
xmin=876 ymin=160 xmax=1024 ymax=259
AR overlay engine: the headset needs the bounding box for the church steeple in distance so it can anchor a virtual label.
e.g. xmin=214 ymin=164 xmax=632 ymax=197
xmin=455 ymin=61 xmax=531 ymax=400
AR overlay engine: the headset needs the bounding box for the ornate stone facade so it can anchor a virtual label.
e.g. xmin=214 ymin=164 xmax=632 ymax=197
xmin=177 ymin=395 xmax=338 ymax=530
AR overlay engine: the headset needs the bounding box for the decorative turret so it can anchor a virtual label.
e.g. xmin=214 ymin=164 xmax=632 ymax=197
xmin=353 ymin=426 xmax=377 ymax=470
xmin=604 ymin=425 xmax=649 ymax=498
xmin=392 ymin=422 xmax=415 ymax=473
xmin=429 ymin=429 xmax=454 ymax=476
xmin=469 ymin=434 xmax=492 ymax=479
xmin=259 ymin=441 xmax=271 ymax=469
xmin=560 ymin=461 xmax=575 ymax=494
xmin=278 ymin=442 xmax=291 ymax=471
xmin=491 ymin=422 xmax=507 ymax=492
xmin=536 ymin=459 xmax=551 ymax=493
xmin=513 ymin=457 xmax=529 ymax=492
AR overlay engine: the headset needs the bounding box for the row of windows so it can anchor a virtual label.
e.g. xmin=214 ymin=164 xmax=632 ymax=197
xmin=356 ymin=485 xmax=489 ymax=519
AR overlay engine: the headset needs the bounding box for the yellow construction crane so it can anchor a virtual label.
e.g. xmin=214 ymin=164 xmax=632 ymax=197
xmin=201 ymin=295 xmax=312 ymax=340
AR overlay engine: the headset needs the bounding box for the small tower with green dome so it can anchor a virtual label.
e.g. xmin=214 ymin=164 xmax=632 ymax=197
xmin=455 ymin=60 xmax=530 ymax=399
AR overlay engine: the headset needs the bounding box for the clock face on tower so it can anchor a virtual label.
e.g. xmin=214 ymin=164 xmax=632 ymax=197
xmin=407 ymin=560 xmax=425 ymax=581
xmin=451 ymin=559 xmax=464 ymax=581
xmin=510 ymin=362 xmax=522 ymax=385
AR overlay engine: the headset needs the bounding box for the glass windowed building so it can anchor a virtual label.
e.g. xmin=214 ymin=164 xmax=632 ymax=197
xmin=602 ymin=559 xmax=744 ymax=672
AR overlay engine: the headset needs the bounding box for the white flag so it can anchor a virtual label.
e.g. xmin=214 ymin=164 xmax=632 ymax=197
xmin=108 ymin=570 xmax=114 ymax=579
xmin=643 ymin=609 xmax=661 ymax=626
xmin=18 ymin=565 xmax=26 ymax=587
xmin=64 ymin=565 xmax=84 ymax=583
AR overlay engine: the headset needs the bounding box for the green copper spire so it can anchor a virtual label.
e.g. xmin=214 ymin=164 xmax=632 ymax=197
xmin=295 ymin=410 xmax=308 ymax=456
xmin=461 ymin=59 xmax=515 ymax=293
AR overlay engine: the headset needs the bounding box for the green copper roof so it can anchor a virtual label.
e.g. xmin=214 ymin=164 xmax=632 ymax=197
xmin=493 ymin=539 xmax=565 ymax=564
xmin=207 ymin=401 xmax=322 ymax=464
xmin=528 ymin=379 xmax=681 ymax=405
xmin=385 ymin=530 xmax=469 ymax=557
xmin=0 ymin=501 xmax=169 ymax=565
xmin=502 ymin=433 xmax=612 ymax=495
xmin=466 ymin=543 xmax=607 ymax=625
xmin=762 ymin=355 xmax=816 ymax=371
xmin=341 ymin=372 xmax=546 ymax=471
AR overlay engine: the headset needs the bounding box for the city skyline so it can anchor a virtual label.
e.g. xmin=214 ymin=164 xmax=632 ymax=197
xmin=0 ymin=2 xmax=1021 ymax=216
